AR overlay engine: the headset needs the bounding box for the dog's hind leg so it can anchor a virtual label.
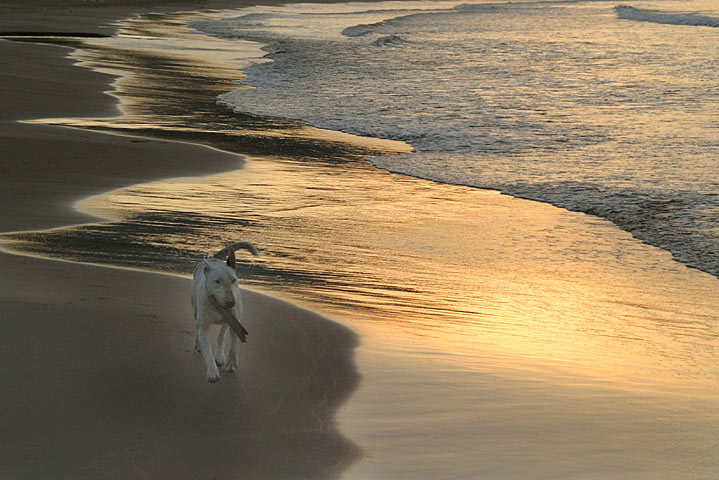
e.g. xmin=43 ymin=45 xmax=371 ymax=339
xmin=192 ymin=302 xmax=201 ymax=354
xmin=194 ymin=332 xmax=201 ymax=354
xmin=215 ymin=324 xmax=228 ymax=367
xmin=197 ymin=325 xmax=220 ymax=383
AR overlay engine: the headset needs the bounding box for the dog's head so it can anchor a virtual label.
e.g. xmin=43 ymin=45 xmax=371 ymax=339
xmin=203 ymin=250 xmax=239 ymax=309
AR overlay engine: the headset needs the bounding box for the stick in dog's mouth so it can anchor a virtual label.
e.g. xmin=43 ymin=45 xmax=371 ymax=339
xmin=208 ymin=295 xmax=249 ymax=343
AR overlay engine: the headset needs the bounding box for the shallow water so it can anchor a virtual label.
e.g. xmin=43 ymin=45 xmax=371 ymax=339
xmin=47 ymin=156 xmax=716 ymax=392
xmin=195 ymin=0 xmax=719 ymax=276
xmin=4 ymin=4 xmax=719 ymax=478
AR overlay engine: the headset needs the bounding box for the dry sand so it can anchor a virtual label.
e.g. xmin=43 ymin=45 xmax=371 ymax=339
xmin=0 ymin=2 xmax=360 ymax=478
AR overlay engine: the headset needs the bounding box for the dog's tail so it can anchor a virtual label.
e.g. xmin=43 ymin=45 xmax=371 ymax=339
xmin=212 ymin=242 xmax=259 ymax=260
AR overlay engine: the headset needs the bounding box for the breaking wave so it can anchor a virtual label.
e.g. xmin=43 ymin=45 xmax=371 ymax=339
xmin=615 ymin=5 xmax=719 ymax=27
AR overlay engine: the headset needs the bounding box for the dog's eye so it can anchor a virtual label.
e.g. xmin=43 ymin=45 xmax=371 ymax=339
xmin=215 ymin=280 xmax=220 ymax=284
xmin=231 ymin=278 xmax=237 ymax=284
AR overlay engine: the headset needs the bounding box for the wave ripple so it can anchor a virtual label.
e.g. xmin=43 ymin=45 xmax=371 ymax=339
xmin=615 ymin=5 xmax=719 ymax=27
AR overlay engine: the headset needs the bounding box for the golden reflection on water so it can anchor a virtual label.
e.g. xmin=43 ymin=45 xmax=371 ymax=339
xmin=20 ymin=10 xmax=410 ymax=160
xmin=2 ymin=6 xmax=717 ymax=479
xmin=6 ymin=5 xmax=717 ymax=398
xmin=73 ymin=155 xmax=719 ymax=394
xmin=5 ymin=5 xmax=719 ymax=476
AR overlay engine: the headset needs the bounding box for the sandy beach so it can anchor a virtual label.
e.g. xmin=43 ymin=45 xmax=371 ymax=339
xmin=1 ymin=2 xmax=361 ymax=478
xmin=2 ymin=1 xmax=719 ymax=479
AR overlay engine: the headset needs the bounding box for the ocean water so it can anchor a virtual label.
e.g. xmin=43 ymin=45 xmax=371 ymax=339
xmin=193 ymin=0 xmax=719 ymax=276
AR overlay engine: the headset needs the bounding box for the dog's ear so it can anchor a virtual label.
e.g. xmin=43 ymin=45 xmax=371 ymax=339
xmin=226 ymin=248 xmax=237 ymax=270
xmin=203 ymin=259 xmax=212 ymax=274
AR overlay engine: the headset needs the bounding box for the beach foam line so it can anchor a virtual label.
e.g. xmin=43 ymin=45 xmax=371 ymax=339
xmin=615 ymin=5 xmax=719 ymax=27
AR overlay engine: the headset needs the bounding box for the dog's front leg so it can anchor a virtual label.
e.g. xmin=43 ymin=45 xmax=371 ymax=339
xmin=197 ymin=325 xmax=220 ymax=383
xmin=215 ymin=325 xmax=228 ymax=367
xmin=225 ymin=331 xmax=239 ymax=372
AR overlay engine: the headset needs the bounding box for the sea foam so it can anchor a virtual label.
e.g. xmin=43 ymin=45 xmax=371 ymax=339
xmin=614 ymin=5 xmax=719 ymax=27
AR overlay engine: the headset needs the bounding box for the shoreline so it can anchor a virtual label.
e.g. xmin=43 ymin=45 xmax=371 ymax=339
xmin=0 ymin=2 xmax=365 ymax=479
xmin=3 ymin=2 xmax=719 ymax=479
xmin=3 ymin=1 xmax=717 ymax=386
xmin=10 ymin=1 xmax=716 ymax=280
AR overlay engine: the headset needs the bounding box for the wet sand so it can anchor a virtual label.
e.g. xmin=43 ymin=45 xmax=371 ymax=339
xmin=0 ymin=253 xmax=359 ymax=479
xmin=0 ymin=2 xmax=361 ymax=479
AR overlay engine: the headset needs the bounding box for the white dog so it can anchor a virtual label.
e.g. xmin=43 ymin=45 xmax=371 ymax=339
xmin=191 ymin=242 xmax=259 ymax=382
